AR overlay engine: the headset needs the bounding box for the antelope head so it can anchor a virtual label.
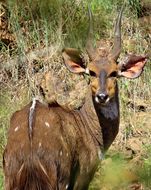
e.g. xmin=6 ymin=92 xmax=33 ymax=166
xmin=62 ymin=6 xmax=147 ymax=106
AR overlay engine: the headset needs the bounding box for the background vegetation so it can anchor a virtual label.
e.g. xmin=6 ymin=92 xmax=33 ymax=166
xmin=0 ymin=0 xmax=151 ymax=189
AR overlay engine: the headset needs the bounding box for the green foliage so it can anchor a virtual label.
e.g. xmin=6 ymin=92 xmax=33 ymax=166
xmin=90 ymin=153 xmax=133 ymax=190
xmin=4 ymin=0 xmax=151 ymax=52
xmin=139 ymin=146 xmax=151 ymax=188
xmin=0 ymin=92 xmax=11 ymax=149
xmin=127 ymin=0 xmax=142 ymax=17
xmin=5 ymin=0 xmax=127 ymax=51
xmin=0 ymin=170 xmax=4 ymax=190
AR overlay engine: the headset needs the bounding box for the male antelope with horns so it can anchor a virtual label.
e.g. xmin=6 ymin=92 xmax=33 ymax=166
xmin=3 ymin=6 xmax=147 ymax=190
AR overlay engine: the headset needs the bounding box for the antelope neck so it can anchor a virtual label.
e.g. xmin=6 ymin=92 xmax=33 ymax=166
xmin=73 ymin=89 xmax=104 ymax=150
xmin=93 ymin=87 xmax=120 ymax=121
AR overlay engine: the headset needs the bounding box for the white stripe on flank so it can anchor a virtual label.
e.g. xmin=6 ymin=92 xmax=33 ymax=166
xmin=29 ymin=98 xmax=38 ymax=140
xmin=30 ymin=98 xmax=37 ymax=111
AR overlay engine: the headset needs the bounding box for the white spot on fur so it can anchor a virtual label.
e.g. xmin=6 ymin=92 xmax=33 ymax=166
xmin=66 ymin=153 xmax=69 ymax=157
xmin=39 ymin=142 xmax=42 ymax=147
xmin=59 ymin=150 xmax=63 ymax=156
xmin=66 ymin=184 xmax=69 ymax=189
xmin=14 ymin=126 xmax=19 ymax=132
xmin=45 ymin=122 xmax=50 ymax=128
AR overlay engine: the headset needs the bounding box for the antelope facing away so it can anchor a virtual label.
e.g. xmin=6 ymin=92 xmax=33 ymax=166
xmin=3 ymin=7 xmax=147 ymax=190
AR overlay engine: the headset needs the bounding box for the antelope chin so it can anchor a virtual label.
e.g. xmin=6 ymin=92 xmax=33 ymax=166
xmin=95 ymin=96 xmax=110 ymax=106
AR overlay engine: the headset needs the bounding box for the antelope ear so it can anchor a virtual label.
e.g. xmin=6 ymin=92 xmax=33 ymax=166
xmin=62 ymin=48 xmax=86 ymax=73
xmin=118 ymin=54 xmax=147 ymax=79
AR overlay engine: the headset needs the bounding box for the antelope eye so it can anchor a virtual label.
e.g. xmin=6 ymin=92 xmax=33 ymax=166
xmin=89 ymin=70 xmax=97 ymax=77
xmin=109 ymin=71 xmax=117 ymax=78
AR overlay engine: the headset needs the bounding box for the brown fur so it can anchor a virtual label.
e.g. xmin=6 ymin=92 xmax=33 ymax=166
xmin=3 ymin=92 xmax=103 ymax=190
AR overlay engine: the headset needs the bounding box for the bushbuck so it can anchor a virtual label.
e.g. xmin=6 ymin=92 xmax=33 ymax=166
xmin=3 ymin=7 xmax=147 ymax=190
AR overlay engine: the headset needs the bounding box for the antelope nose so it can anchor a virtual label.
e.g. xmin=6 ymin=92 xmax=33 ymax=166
xmin=96 ymin=93 xmax=109 ymax=103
